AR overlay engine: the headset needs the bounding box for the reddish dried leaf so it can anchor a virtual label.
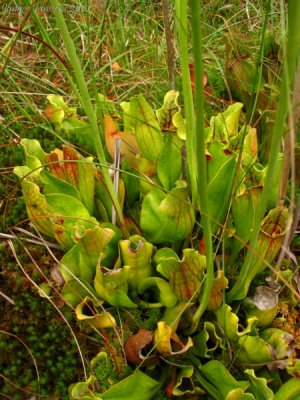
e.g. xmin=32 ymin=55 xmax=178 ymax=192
xmin=124 ymin=328 xmax=157 ymax=366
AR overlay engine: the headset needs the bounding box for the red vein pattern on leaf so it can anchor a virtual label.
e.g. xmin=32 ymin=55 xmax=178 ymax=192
xmin=26 ymin=187 xmax=52 ymax=236
xmin=63 ymin=146 xmax=79 ymax=186
xmin=47 ymin=146 xmax=80 ymax=186
xmin=171 ymin=259 xmax=201 ymax=301
xmin=162 ymin=106 xmax=179 ymax=131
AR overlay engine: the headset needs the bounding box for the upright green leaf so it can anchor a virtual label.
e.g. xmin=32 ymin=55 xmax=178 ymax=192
xmin=20 ymin=138 xmax=46 ymax=169
xmin=101 ymin=370 xmax=160 ymax=400
xmin=237 ymin=335 xmax=275 ymax=366
xmin=41 ymin=170 xmax=80 ymax=199
xmin=274 ymin=378 xmax=300 ymax=400
xmin=46 ymin=146 xmax=95 ymax=215
xmin=230 ymin=187 xmax=261 ymax=265
xmin=207 ymin=103 xmax=243 ymax=143
xmin=206 ymin=141 xmax=237 ymax=234
xmin=140 ymin=180 xmax=195 ymax=243
xmin=244 ymin=369 xmax=274 ymax=400
xmin=118 ymin=235 xmax=154 ymax=290
xmin=200 ymin=360 xmax=251 ymax=399
xmin=45 ymin=193 xmax=97 ymax=246
xmin=130 ymin=94 xmax=164 ymax=161
xmin=60 ymin=226 xmax=115 ymax=282
xmin=157 ymin=134 xmax=182 ymax=190
xmin=227 ymin=206 xmax=290 ymax=301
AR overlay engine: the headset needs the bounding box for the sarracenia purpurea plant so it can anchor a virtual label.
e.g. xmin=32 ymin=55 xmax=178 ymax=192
xmin=4 ymin=0 xmax=300 ymax=399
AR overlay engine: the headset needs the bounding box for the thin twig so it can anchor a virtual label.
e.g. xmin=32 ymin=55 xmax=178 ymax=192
xmin=0 ymin=24 xmax=69 ymax=72
xmin=0 ymin=291 xmax=15 ymax=305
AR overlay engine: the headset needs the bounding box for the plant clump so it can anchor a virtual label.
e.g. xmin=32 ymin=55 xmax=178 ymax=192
xmin=8 ymin=90 xmax=298 ymax=399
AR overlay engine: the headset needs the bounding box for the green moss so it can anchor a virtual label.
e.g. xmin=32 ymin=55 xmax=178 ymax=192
xmin=92 ymin=355 xmax=133 ymax=393
xmin=0 ymin=262 xmax=82 ymax=399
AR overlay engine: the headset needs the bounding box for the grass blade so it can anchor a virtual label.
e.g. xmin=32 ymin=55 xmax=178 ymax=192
xmin=49 ymin=0 xmax=126 ymax=234
xmin=189 ymin=0 xmax=213 ymax=329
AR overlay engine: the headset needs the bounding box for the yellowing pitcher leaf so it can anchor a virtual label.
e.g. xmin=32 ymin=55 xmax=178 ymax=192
xmin=75 ymin=296 xmax=116 ymax=329
xmin=154 ymin=321 xmax=193 ymax=357
xmin=207 ymin=270 xmax=228 ymax=311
